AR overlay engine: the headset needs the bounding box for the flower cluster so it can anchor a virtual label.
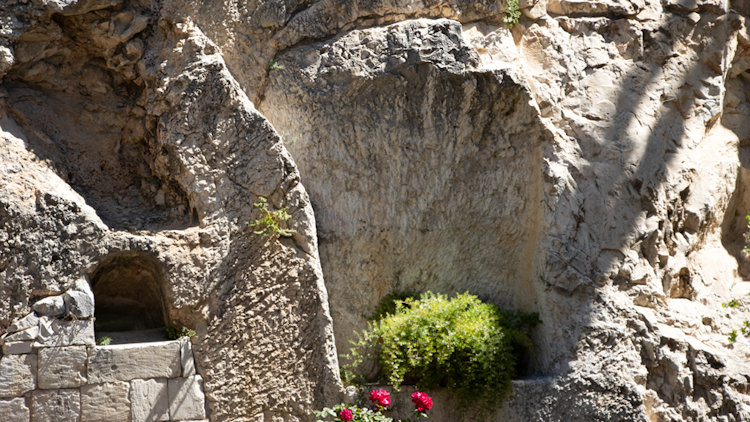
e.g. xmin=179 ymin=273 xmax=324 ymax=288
xmin=369 ymin=389 xmax=391 ymax=408
xmin=314 ymin=389 xmax=433 ymax=422
xmin=339 ymin=408 xmax=353 ymax=422
xmin=410 ymin=392 xmax=433 ymax=413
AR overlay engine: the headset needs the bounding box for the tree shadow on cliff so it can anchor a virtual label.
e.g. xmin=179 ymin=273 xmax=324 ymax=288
xmin=548 ymin=12 xmax=733 ymax=408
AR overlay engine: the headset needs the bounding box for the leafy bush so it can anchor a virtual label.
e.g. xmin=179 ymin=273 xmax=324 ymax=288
xmin=503 ymin=0 xmax=521 ymax=28
xmin=166 ymin=325 xmax=196 ymax=340
xmin=250 ymin=196 xmax=296 ymax=238
xmin=96 ymin=336 xmax=112 ymax=346
xmin=342 ymin=292 xmax=539 ymax=405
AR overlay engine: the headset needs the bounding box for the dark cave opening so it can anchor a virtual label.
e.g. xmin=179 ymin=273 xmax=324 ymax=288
xmin=90 ymin=251 xmax=168 ymax=342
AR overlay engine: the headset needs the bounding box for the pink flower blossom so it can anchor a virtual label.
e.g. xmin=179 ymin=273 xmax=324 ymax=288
xmin=411 ymin=391 xmax=433 ymax=412
xmin=339 ymin=408 xmax=353 ymax=422
xmin=368 ymin=389 xmax=391 ymax=408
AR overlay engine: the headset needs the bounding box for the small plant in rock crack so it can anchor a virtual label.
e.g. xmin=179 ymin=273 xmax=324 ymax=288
xmin=250 ymin=196 xmax=296 ymax=238
xmin=503 ymin=0 xmax=521 ymax=28
xmin=723 ymin=299 xmax=740 ymax=308
xmin=96 ymin=336 xmax=112 ymax=346
xmin=268 ymin=58 xmax=284 ymax=71
xmin=166 ymin=325 xmax=196 ymax=340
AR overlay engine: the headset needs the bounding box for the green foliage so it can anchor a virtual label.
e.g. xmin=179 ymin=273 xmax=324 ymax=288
xmin=249 ymin=196 xmax=296 ymax=238
xmin=729 ymin=330 xmax=738 ymax=343
xmin=342 ymin=292 xmax=539 ymax=406
xmin=503 ymin=0 xmax=521 ymax=28
xmin=368 ymin=291 xmax=420 ymax=321
xmin=722 ymin=299 xmax=740 ymax=308
xmin=166 ymin=325 xmax=196 ymax=340
xmin=268 ymin=59 xmax=284 ymax=70
xmin=315 ymin=404 xmax=393 ymax=422
xmin=96 ymin=336 xmax=112 ymax=346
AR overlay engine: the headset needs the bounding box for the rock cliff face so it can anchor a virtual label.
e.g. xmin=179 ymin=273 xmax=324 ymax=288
xmin=2 ymin=0 xmax=750 ymax=421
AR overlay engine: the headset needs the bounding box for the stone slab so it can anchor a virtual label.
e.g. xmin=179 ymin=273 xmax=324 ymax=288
xmin=168 ymin=375 xmax=206 ymax=420
xmin=33 ymin=296 xmax=65 ymax=318
xmin=81 ymin=382 xmax=130 ymax=422
xmin=3 ymin=326 xmax=39 ymax=343
xmin=31 ymin=389 xmax=80 ymax=422
xmin=63 ymin=281 xmax=94 ymax=319
xmin=180 ymin=338 xmax=196 ymax=377
xmin=2 ymin=341 xmax=33 ymax=355
xmin=0 ymin=354 xmax=36 ymax=397
xmin=0 ymin=397 xmax=30 ymax=422
xmin=130 ymin=378 xmax=169 ymax=422
xmin=7 ymin=313 xmax=39 ymax=334
xmin=38 ymin=346 xmax=87 ymax=389
xmin=87 ymin=341 xmax=181 ymax=383
xmin=36 ymin=318 xmax=94 ymax=348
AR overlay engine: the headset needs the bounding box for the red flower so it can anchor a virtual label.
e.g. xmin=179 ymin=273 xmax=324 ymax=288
xmin=411 ymin=391 xmax=433 ymax=412
xmin=339 ymin=408 xmax=353 ymax=422
xmin=368 ymin=389 xmax=391 ymax=408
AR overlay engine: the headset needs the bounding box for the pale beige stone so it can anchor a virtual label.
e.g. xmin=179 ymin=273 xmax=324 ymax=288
xmin=179 ymin=338 xmax=196 ymax=377
xmin=2 ymin=341 xmax=33 ymax=355
xmin=81 ymin=382 xmax=130 ymax=422
xmin=31 ymin=389 xmax=80 ymax=422
xmin=168 ymin=375 xmax=206 ymax=420
xmin=0 ymin=354 xmax=36 ymax=397
xmin=38 ymin=346 xmax=87 ymax=389
xmin=3 ymin=326 xmax=39 ymax=343
xmin=0 ymin=397 xmax=30 ymax=422
xmin=130 ymin=378 xmax=169 ymax=422
xmin=7 ymin=313 xmax=39 ymax=334
xmin=36 ymin=318 xmax=94 ymax=348
xmin=87 ymin=342 xmax=181 ymax=383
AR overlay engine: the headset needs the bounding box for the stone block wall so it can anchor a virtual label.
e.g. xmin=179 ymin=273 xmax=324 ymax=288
xmin=0 ymin=286 xmax=207 ymax=421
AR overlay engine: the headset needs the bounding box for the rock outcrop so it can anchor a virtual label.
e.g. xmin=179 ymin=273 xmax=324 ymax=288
xmin=2 ymin=0 xmax=750 ymax=421
xmin=0 ymin=0 xmax=339 ymax=420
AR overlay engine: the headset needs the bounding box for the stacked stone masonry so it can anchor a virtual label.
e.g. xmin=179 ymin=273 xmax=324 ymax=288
xmin=0 ymin=288 xmax=207 ymax=422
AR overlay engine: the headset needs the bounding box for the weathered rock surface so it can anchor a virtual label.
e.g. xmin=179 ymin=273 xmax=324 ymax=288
xmin=130 ymin=378 xmax=169 ymax=422
xmin=0 ymin=0 xmax=340 ymax=420
xmin=3 ymin=0 xmax=750 ymax=421
xmin=31 ymin=389 xmax=81 ymax=422
xmin=81 ymin=381 xmax=131 ymax=421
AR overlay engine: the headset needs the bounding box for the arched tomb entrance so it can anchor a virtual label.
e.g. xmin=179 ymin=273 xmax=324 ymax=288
xmin=90 ymin=251 xmax=169 ymax=343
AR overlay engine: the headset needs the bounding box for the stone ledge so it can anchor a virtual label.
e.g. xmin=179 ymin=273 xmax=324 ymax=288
xmin=87 ymin=341 xmax=181 ymax=383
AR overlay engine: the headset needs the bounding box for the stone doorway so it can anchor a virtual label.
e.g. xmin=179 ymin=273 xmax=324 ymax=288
xmin=90 ymin=252 xmax=169 ymax=343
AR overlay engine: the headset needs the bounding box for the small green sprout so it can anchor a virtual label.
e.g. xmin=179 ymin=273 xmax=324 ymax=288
xmin=166 ymin=325 xmax=196 ymax=340
xmin=268 ymin=59 xmax=284 ymax=71
xmin=250 ymin=196 xmax=296 ymax=238
xmin=96 ymin=336 xmax=112 ymax=346
xmin=503 ymin=0 xmax=521 ymax=29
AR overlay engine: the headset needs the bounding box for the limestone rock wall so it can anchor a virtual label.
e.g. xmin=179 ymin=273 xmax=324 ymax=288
xmin=0 ymin=0 xmax=340 ymax=420
xmin=3 ymin=0 xmax=750 ymax=421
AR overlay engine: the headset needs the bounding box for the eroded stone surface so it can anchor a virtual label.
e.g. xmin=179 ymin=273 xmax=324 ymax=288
xmin=0 ymin=354 xmax=36 ymax=398
xmin=80 ymin=382 xmax=130 ymax=422
xmin=31 ymin=389 xmax=80 ymax=422
xmin=130 ymin=378 xmax=169 ymax=422
xmin=168 ymin=375 xmax=206 ymax=421
xmin=0 ymin=397 xmax=30 ymax=422
xmin=179 ymin=338 xmax=196 ymax=377
xmin=36 ymin=319 xmax=93 ymax=348
xmin=87 ymin=342 xmax=180 ymax=384
xmin=38 ymin=346 xmax=87 ymax=389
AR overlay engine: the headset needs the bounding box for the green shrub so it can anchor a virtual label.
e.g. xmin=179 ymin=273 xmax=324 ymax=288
xmin=250 ymin=196 xmax=296 ymax=238
xmin=342 ymin=292 xmax=539 ymax=406
xmin=166 ymin=325 xmax=196 ymax=340
xmin=503 ymin=0 xmax=521 ymax=28
xmin=96 ymin=336 xmax=112 ymax=346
